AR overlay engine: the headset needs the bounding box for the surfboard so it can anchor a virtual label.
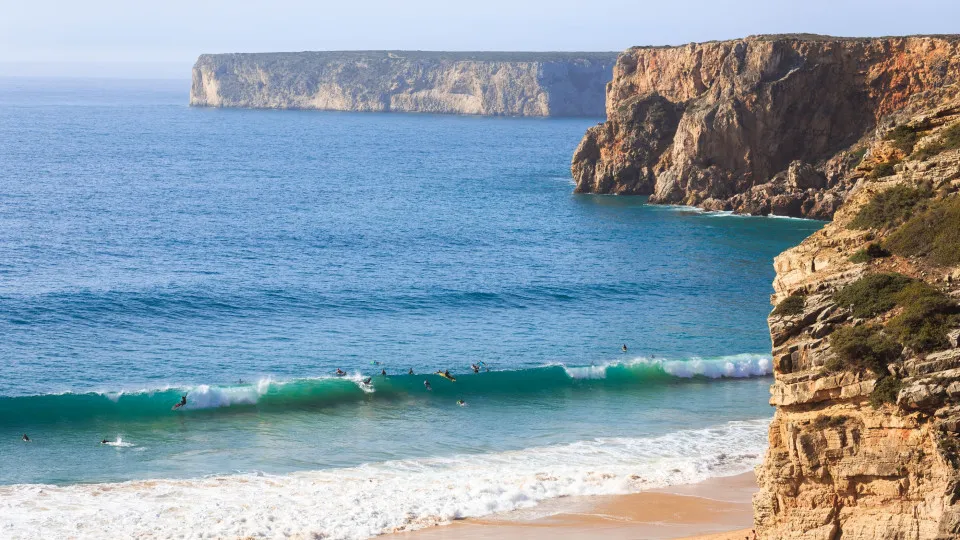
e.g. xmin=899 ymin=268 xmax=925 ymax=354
xmin=437 ymin=372 xmax=457 ymax=382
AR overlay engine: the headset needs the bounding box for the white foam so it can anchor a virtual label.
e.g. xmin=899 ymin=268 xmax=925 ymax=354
xmin=102 ymin=436 xmax=134 ymax=448
xmin=560 ymin=353 xmax=772 ymax=380
xmin=0 ymin=419 xmax=769 ymax=540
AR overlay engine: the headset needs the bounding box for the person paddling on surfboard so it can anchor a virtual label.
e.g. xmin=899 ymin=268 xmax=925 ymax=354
xmin=381 ymin=369 xmax=387 ymax=377
xmin=21 ymin=434 xmax=30 ymax=442
xmin=172 ymin=394 xmax=187 ymax=410
xmin=456 ymin=399 xmax=466 ymax=407
xmin=335 ymin=368 xmax=346 ymax=377
xmin=621 ymin=344 xmax=628 ymax=353
xmin=470 ymin=364 xmax=480 ymax=374
xmin=408 ymin=368 xmax=414 ymax=375
xmin=424 ymin=380 xmax=432 ymax=391
xmin=362 ymin=377 xmax=372 ymax=385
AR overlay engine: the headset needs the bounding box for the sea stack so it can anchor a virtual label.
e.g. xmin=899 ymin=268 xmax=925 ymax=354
xmin=189 ymin=51 xmax=618 ymax=117
xmin=571 ymin=34 xmax=960 ymax=218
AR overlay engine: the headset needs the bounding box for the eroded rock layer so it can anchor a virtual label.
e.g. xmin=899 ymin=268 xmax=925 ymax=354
xmin=571 ymin=34 xmax=960 ymax=218
xmin=755 ymin=97 xmax=960 ymax=539
xmin=190 ymin=51 xmax=617 ymax=117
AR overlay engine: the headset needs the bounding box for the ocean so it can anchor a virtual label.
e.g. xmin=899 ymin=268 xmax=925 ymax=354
xmin=0 ymin=77 xmax=822 ymax=538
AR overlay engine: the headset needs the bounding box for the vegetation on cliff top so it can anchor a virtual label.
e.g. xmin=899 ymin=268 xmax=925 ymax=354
xmin=912 ymin=122 xmax=960 ymax=160
xmin=848 ymin=185 xmax=931 ymax=230
xmin=887 ymin=282 xmax=959 ymax=352
xmin=886 ymin=195 xmax=960 ymax=266
xmin=833 ymin=273 xmax=913 ymax=318
xmin=849 ymin=243 xmax=891 ymax=263
xmin=772 ymin=293 xmax=806 ymax=317
xmin=827 ymin=324 xmax=902 ymax=374
xmin=870 ymin=376 xmax=904 ymax=407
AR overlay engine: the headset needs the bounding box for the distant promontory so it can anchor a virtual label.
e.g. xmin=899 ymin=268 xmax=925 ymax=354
xmin=189 ymin=51 xmax=617 ymax=117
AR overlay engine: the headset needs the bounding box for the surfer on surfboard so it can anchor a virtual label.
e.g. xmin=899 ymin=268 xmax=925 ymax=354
xmin=172 ymin=395 xmax=187 ymax=410
xmin=335 ymin=368 xmax=346 ymax=377
xmin=436 ymin=370 xmax=456 ymax=382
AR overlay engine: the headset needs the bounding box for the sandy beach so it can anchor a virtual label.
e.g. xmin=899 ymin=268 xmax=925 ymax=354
xmin=391 ymin=472 xmax=757 ymax=540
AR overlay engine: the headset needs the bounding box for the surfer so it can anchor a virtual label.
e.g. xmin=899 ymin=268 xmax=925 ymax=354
xmin=470 ymin=364 xmax=480 ymax=373
xmin=100 ymin=439 xmax=109 ymax=445
xmin=335 ymin=368 xmax=346 ymax=377
xmin=381 ymin=368 xmax=387 ymax=377
xmin=21 ymin=434 xmax=30 ymax=442
xmin=424 ymin=380 xmax=432 ymax=391
xmin=408 ymin=368 xmax=414 ymax=375
xmin=456 ymin=399 xmax=466 ymax=407
xmin=362 ymin=377 xmax=372 ymax=385
xmin=436 ymin=369 xmax=456 ymax=381
xmin=172 ymin=394 xmax=187 ymax=410
xmin=622 ymin=344 xmax=628 ymax=352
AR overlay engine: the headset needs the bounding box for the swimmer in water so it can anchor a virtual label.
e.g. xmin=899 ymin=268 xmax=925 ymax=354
xmin=456 ymin=399 xmax=466 ymax=407
xmin=335 ymin=368 xmax=346 ymax=377
xmin=362 ymin=377 xmax=372 ymax=385
xmin=100 ymin=439 xmax=109 ymax=445
xmin=424 ymin=380 xmax=432 ymax=391
xmin=471 ymin=364 xmax=480 ymax=373
xmin=21 ymin=434 xmax=30 ymax=442
xmin=381 ymin=369 xmax=387 ymax=376
xmin=622 ymin=344 xmax=628 ymax=352
xmin=408 ymin=368 xmax=414 ymax=375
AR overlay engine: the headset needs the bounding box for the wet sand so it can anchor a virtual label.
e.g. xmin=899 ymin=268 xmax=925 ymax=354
xmin=391 ymin=472 xmax=757 ymax=540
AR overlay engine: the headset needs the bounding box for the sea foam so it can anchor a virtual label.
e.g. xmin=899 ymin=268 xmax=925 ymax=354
xmin=0 ymin=418 xmax=769 ymax=540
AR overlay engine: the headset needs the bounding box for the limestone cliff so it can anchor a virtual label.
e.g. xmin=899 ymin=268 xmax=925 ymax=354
xmin=572 ymin=35 xmax=960 ymax=218
xmin=754 ymin=97 xmax=960 ymax=538
xmin=190 ymin=51 xmax=616 ymax=117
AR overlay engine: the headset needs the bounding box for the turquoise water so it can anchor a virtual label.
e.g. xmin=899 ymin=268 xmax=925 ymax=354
xmin=0 ymin=78 xmax=821 ymax=537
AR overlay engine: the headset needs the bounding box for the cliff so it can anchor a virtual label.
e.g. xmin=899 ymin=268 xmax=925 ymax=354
xmin=754 ymin=95 xmax=960 ymax=538
xmin=189 ymin=51 xmax=617 ymax=117
xmin=571 ymin=35 xmax=960 ymax=218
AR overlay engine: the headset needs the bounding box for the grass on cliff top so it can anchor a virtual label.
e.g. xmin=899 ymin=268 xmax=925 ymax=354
xmin=772 ymin=293 xmax=806 ymax=317
xmin=827 ymin=324 xmax=902 ymax=375
xmin=886 ymin=195 xmax=960 ymax=266
xmin=813 ymin=414 xmax=849 ymax=429
xmin=887 ymin=281 xmax=959 ymax=352
xmin=849 ymin=243 xmax=891 ymax=263
xmin=847 ymin=185 xmax=932 ymax=230
xmin=913 ymin=122 xmax=960 ymax=161
xmin=834 ymin=272 xmax=914 ymax=318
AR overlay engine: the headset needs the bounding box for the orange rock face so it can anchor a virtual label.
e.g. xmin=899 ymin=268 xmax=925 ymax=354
xmin=571 ymin=35 xmax=960 ymax=218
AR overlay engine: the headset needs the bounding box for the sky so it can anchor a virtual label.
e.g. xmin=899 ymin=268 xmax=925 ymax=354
xmin=1 ymin=0 xmax=958 ymax=78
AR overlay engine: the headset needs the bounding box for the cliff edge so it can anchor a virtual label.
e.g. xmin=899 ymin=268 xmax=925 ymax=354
xmin=190 ymin=51 xmax=617 ymax=117
xmin=572 ymin=35 xmax=960 ymax=218
xmin=755 ymin=94 xmax=960 ymax=537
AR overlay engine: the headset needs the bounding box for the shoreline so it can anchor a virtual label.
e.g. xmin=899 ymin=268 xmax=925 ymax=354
xmin=390 ymin=471 xmax=757 ymax=540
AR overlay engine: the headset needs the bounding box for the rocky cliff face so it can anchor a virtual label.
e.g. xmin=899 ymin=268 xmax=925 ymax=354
xmin=572 ymin=35 xmax=960 ymax=218
xmin=190 ymin=51 xmax=616 ymax=117
xmin=754 ymin=96 xmax=960 ymax=538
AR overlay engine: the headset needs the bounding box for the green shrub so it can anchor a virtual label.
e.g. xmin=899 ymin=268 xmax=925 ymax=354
xmin=849 ymin=147 xmax=867 ymax=165
xmin=887 ymin=282 xmax=959 ymax=352
xmin=772 ymin=293 xmax=806 ymax=317
xmin=868 ymin=160 xmax=898 ymax=180
xmin=848 ymin=185 xmax=931 ymax=230
xmin=834 ymin=273 xmax=914 ymax=318
xmin=886 ymin=125 xmax=919 ymax=154
xmin=870 ymin=376 xmax=903 ymax=408
xmin=912 ymin=122 xmax=960 ymax=160
xmin=849 ymin=243 xmax=891 ymax=263
xmin=827 ymin=324 xmax=902 ymax=374
xmin=813 ymin=415 xmax=849 ymax=430
xmin=886 ymin=196 xmax=960 ymax=266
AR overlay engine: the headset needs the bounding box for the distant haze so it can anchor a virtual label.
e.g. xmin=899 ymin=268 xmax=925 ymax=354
xmin=1 ymin=0 xmax=958 ymax=78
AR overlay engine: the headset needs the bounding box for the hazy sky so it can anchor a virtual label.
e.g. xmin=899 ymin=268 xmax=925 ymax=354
xmin=2 ymin=0 xmax=958 ymax=77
